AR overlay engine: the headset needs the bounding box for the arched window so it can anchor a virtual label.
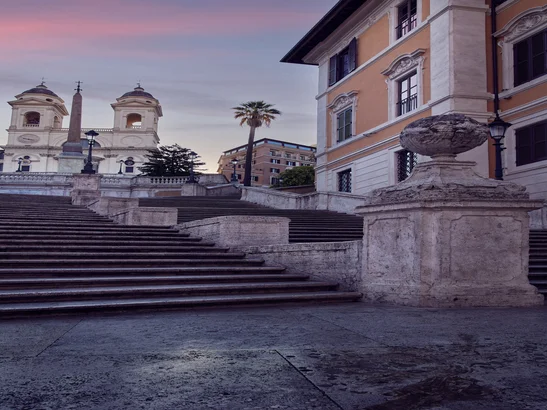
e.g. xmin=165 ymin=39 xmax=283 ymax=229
xmin=24 ymin=112 xmax=40 ymax=127
xmin=21 ymin=156 xmax=31 ymax=172
xmin=126 ymin=113 xmax=142 ymax=129
xmin=125 ymin=157 xmax=135 ymax=173
xmin=53 ymin=116 xmax=61 ymax=129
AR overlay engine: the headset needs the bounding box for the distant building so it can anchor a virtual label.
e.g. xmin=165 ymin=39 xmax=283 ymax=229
xmin=282 ymin=0 xmax=547 ymax=199
xmin=2 ymin=82 xmax=162 ymax=174
xmin=217 ymin=138 xmax=316 ymax=186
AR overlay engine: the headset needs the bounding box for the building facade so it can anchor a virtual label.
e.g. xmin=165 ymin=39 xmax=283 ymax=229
xmin=217 ymin=138 xmax=316 ymax=186
xmin=282 ymin=0 xmax=547 ymax=199
xmin=2 ymin=83 xmax=162 ymax=174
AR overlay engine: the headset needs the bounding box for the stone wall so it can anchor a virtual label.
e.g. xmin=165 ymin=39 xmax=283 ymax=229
xmin=242 ymin=241 xmax=362 ymax=292
xmin=241 ymin=187 xmax=369 ymax=214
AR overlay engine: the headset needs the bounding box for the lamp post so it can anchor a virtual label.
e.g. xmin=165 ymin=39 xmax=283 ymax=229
xmin=488 ymin=115 xmax=512 ymax=181
xmin=81 ymin=130 xmax=98 ymax=174
xmin=188 ymin=151 xmax=197 ymax=183
xmin=118 ymin=160 xmax=124 ymax=175
xmin=230 ymin=159 xmax=238 ymax=182
xmin=16 ymin=157 xmax=22 ymax=172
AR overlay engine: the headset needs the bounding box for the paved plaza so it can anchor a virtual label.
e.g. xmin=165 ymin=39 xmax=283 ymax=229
xmin=1 ymin=303 xmax=547 ymax=410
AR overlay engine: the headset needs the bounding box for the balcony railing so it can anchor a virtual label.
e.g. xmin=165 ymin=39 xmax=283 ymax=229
xmin=23 ymin=124 xmax=40 ymax=128
xmin=397 ymin=94 xmax=418 ymax=116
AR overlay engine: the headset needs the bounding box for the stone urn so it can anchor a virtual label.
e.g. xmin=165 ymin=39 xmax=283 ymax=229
xmin=364 ymin=114 xmax=528 ymax=204
xmin=399 ymin=114 xmax=488 ymax=159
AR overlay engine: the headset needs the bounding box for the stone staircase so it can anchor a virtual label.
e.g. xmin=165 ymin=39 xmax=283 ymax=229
xmin=0 ymin=194 xmax=361 ymax=316
xmin=141 ymin=196 xmax=547 ymax=297
xmin=139 ymin=196 xmax=364 ymax=243
xmin=528 ymin=230 xmax=547 ymax=296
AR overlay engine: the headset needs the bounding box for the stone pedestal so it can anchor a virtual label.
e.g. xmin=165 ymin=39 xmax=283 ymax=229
xmin=71 ymin=174 xmax=102 ymax=206
xmin=357 ymin=196 xmax=543 ymax=307
xmin=58 ymin=153 xmax=86 ymax=174
xmin=356 ymin=114 xmax=544 ymax=307
xmin=179 ymin=216 xmax=290 ymax=250
xmin=111 ymin=207 xmax=177 ymax=226
xmin=87 ymin=197 xmax=139 ymax=216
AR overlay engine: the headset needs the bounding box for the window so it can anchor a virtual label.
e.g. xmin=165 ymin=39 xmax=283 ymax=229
xmin=397 ymin=0 xmax=417 ymax=39
xmin=337 ymin=108 xmax=353 ymax=142
xmin=397 ymin=72 xmax=418 ymax=116
xmin=270 ymin=150 xmax=279 ymax=156
xmin=514 ymin=28 xmax=547 ymax=87
xmin=24 ymin=112 xmax=40 ymax=126
xmin=237 ymin=174 xmax=242 ymax=180
xmin=253 ymin=176 xmax=259 ymax=182
xmin=126 ymin=113 xmax=142 ymax=129
xmin=328 ymin=38 xmax=357 ymax=86
xmin=270 ymin=168 xmax=280 ymax=174
xmin=397 ymin=150 xmax=418 ymax=181
xmin=516 ymin=120 xmax=547 ymax=166
xmin=271 ymin=177 xmax=280 ymax=185
xmin=338 ymin=169 xmax=352 ymax=193
xmin=270 ymin=159 xmax=281 ymax=164
xmin=286 ymin=161 xmax=296 ymax=166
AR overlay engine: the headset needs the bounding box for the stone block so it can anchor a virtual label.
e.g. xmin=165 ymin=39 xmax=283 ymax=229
xmin=72 ymin=174 xmax=102 ymax=191
xmin=111 ymin=207 xmax=178 ymax=226
xmin=181 ymin=183 xmax=207 ymax=196
xmin=179 ymin=216 xmax=290 ymax=249
xmin=529 ymin=205 xmax=547 ymax=229
xmin=87 ymin=197 xmax=139 ymax=216
xmin=357 ymin=200 xmax=544 ymax=307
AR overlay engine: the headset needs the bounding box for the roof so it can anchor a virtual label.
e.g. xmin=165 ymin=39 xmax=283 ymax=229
xmin=281 ymin=0 xmax=367 ymax=65
xmin=22 ymin=83 xmax=59 ymax=97
xmin=121 ymin=86 xmax=155 ymax=99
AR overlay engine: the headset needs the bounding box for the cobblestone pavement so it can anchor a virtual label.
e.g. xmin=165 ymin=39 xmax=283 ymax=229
xmin=1 ymin=303 xmax=547 ymax=409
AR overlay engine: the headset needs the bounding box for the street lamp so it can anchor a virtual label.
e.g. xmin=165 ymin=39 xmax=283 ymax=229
xmin=230 ymin=159 xmax=238 ymax=182
xmin=118 ymin=159 xmax=124 ymax=175
xmin=188 ymin=151 xmax=197 ymax=183
xmin=16 ymin=157 xmax=22 ymax=172
xmin=488 ymin=115 xmax=512 ymax=181
xmin=81 ymin=130 xmax=98 ymax=174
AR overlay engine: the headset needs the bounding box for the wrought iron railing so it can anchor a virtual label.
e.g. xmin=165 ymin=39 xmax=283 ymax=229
xmin=397 ymin=94 xmax=418 ymax=116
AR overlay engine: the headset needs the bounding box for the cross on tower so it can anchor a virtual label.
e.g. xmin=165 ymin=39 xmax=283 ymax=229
xmin=40 ymin=77 xmax=46 ymax=86
xmin=75 ymin=81 xmax=83 ymax=93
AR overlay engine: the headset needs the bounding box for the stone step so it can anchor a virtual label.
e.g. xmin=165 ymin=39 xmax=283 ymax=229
xmin=0 ymin=274 xmax=310 ymax=289
xmin=0 ymin=258 xmax=265 ymax=268
xmin=0 ymin=245 xmax=228 ymax=252
xmin=0 ymin=226 xmax=182 ymax=234
xmin=0 ymin=266 xmax=286 ymax=278
xmin=0 ymin=233 xmax=191 ymax=240
xmin=0 ymin=281 xmax=339 ymax=302
xmin=0 ymin=251 xmax=244 ymax=260
xmin=0 ymin=239 xmax=215 ymax=246
xmin=0 ymin=291 xmax=363 ymax=316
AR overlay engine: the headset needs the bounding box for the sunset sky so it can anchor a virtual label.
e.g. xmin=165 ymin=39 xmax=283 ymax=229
xmin=0 ymin=0 xmax=337 ymax=171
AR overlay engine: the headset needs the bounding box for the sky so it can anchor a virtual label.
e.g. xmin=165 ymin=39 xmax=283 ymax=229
xmin=0 ymin=0 xmax=337 ymax=171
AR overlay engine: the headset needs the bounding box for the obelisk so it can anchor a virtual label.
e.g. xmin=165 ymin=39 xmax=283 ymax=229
xmin=58 ymin=81 xmax=86 ymax=173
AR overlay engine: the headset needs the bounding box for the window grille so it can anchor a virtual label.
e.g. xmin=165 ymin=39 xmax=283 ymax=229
xmin=338 ymin=169 xmax=352 ymax=193
xmin=397 ymin=150 xmax=418 ymax=182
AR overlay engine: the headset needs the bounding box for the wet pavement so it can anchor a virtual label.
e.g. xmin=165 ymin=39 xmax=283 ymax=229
xmin=1 ymin=303 xmax=547 ymax=409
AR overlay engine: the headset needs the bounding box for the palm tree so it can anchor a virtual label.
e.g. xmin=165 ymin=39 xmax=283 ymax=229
xmin=233 ymin=101 xmax=281 ymax=186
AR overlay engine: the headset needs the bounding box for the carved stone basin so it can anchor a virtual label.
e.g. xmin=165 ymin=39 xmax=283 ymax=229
xmin=399 ymin=114 xmax=489 ymax=158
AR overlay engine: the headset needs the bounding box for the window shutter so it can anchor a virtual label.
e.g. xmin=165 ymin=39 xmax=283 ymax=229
xmin=348 ymin=37 xmax=357 ymax=72
xmin=516 ymin=127 xmax=532 ymax=166
xmin=329 ymin=55 xmax=338 ymax=86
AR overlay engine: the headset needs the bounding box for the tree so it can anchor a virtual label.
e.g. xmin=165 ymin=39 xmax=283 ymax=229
xmin=232 ymin=101 xmax=281 ymax=186
xmin=139 ymin=144 xmax=205 ymax=176
xmin=279 ymin=166 xmax=315 ymax=187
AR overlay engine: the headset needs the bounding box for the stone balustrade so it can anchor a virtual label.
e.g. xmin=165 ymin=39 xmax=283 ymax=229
xmin=0 ymin=172 xmax=228 ymax=197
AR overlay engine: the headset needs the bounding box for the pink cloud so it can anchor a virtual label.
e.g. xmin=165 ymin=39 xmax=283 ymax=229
xmin=0 ymin=2 xmax=322 ymax=56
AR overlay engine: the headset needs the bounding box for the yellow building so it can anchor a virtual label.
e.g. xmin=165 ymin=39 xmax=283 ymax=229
xmin=282 ymin=0 xmax=547 ymax=199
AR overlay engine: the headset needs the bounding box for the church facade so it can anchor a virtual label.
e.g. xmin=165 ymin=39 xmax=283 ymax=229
xmin=2 ymin=83 xmax=162 ymax=174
